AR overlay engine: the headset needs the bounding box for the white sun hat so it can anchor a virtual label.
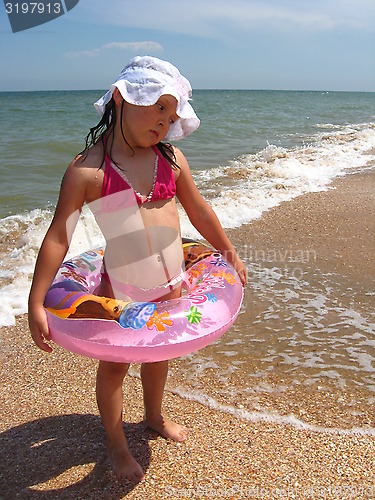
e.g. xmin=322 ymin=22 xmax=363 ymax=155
xmin=94 ymin=55 xmax=200 ymax=141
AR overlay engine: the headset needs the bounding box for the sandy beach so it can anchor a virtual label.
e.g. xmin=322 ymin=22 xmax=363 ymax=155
xmin=1 ymin=167 xmax=374 ymax=499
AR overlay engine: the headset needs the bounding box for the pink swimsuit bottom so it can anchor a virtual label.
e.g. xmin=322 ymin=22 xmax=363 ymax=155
xmin=101 ymin=268 xmax=184 ymax=302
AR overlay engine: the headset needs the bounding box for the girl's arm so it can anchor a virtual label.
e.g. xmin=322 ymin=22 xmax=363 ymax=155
xmin=174 ymin=148 xmax=247 ymax=286
xmin=28 ymin=158 xmax=88 ymax=352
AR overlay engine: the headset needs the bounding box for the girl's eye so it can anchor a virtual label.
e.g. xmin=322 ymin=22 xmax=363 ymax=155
xmin=157 ymin=102 xmax=176 ymax=124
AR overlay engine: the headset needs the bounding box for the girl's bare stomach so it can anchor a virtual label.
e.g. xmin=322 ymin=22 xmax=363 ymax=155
xmin=93 ymin=197 xmax=183 ymax=302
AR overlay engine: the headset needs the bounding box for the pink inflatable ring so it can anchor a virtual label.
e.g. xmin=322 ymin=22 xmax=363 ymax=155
xmin=44 ymin=239 xmax=244 ymax=363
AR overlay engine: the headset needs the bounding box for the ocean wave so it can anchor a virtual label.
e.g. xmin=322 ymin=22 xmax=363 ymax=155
xmin=0 ymin=207 xmax=103 ymax=328
xmin=170 ymin=386 xmax=375 ymax=437
xmin=188 ymin=122 xmax=375 ymax=233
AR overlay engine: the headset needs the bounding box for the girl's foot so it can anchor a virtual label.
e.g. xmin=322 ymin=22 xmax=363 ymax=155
xmin=108 ymin=444 xmax=145 ymax=483
xmin=145 ymin=415 xmax=188 ymax=442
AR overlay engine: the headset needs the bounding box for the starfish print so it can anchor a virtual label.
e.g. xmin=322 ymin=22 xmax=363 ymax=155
xmin=146 ymin=310 xmax=174 ymax=332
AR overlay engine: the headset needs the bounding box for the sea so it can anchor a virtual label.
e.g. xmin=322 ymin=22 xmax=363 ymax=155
xmin=1 ymin=89 xmax=375 ymax=435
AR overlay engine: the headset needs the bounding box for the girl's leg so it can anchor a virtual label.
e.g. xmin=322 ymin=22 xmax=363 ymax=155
xmin=96 ymin=360 xmax=144 ymax=482
xmin=141 ymin=360 xmax=188 ymax=442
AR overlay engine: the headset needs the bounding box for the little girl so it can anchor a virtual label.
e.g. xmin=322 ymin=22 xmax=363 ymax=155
xmin=28 ymin=56 xmax=247 ymax=483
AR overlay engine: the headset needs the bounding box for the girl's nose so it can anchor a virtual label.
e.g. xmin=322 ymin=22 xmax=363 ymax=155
xmin=158 ymin=120 xmax=171 ymax=134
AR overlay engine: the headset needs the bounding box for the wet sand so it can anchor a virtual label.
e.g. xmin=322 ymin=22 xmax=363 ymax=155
xmin=228 ymin=165 xmax=375 ymax=286
xmin=0 ymin=168 xmax=374 ymax=499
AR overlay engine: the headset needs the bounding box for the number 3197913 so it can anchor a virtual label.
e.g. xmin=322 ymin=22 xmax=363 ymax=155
xmin=5 ymin=3 xmax=62 ymax=15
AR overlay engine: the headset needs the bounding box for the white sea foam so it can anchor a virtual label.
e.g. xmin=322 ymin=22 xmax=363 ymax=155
xmin=0 ymin=206 xmax=103 ymax=328
xmin=203 ymin=123 xmax=375 ymax=231
xmin=170 ymin=386 xmax=375 ymax=437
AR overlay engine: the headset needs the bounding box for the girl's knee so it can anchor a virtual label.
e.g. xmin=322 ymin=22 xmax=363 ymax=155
xmin=98 ymin=360 xmax=130 ymax=380
xmin=141 ymin=360 xmax=168 ymax=376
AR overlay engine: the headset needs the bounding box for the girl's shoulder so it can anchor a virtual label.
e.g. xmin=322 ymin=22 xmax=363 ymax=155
xmin=171 ymin=145 xmax=186 ymax=163
xmin=171 ymin=146 xmax=190 ymax=182
xmin=62 ymin=142 xmax=104 ymax=203
xmin=73 ymin=141 xmax=104 ymax=171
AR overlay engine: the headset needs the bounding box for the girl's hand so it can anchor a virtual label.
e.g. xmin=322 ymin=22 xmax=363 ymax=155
xmin=232 ymin=256 xmax=248 ymax=288
xmin=28 ymin=303 xmax=52 ymax=353
xmin=223 ymin=251 xmax=248 ymax=288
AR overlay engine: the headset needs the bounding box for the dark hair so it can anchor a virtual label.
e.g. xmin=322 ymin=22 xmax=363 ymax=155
xmin=80 ymin=98 xmax=180 ymax=170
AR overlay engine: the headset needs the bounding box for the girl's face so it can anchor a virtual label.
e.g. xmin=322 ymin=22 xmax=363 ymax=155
xmin=116 ymin=92 xmax=179 ymax=149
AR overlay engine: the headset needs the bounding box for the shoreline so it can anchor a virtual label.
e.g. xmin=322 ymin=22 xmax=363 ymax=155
xmin=228 ymin=165 xmax=375 ymax=286
xmin=1 ymin=168 xmax=375 ymax=498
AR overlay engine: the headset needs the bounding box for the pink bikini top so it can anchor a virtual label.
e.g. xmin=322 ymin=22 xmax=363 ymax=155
xmin=101 ymin=145 xmax=176 ymax=205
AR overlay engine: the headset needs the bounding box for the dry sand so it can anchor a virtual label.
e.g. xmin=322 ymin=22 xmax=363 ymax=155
xmin=0 ymin=168 xmax=374 ymax=499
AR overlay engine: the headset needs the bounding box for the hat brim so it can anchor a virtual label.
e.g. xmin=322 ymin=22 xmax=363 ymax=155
xmin=94 ymin=80 xmax=200 ymax=141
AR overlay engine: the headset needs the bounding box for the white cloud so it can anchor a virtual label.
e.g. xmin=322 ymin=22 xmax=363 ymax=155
xmin=102 ymin=41 xmax=163 ymax=52
xmin=78 ymin=0 xmax=375 ymax=37
xmin=65 ymin=40 xmax=163 ymax=59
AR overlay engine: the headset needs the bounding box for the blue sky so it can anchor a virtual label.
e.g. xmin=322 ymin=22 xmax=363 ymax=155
xmin=1 ymin=0 xmax=374 ymax=92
